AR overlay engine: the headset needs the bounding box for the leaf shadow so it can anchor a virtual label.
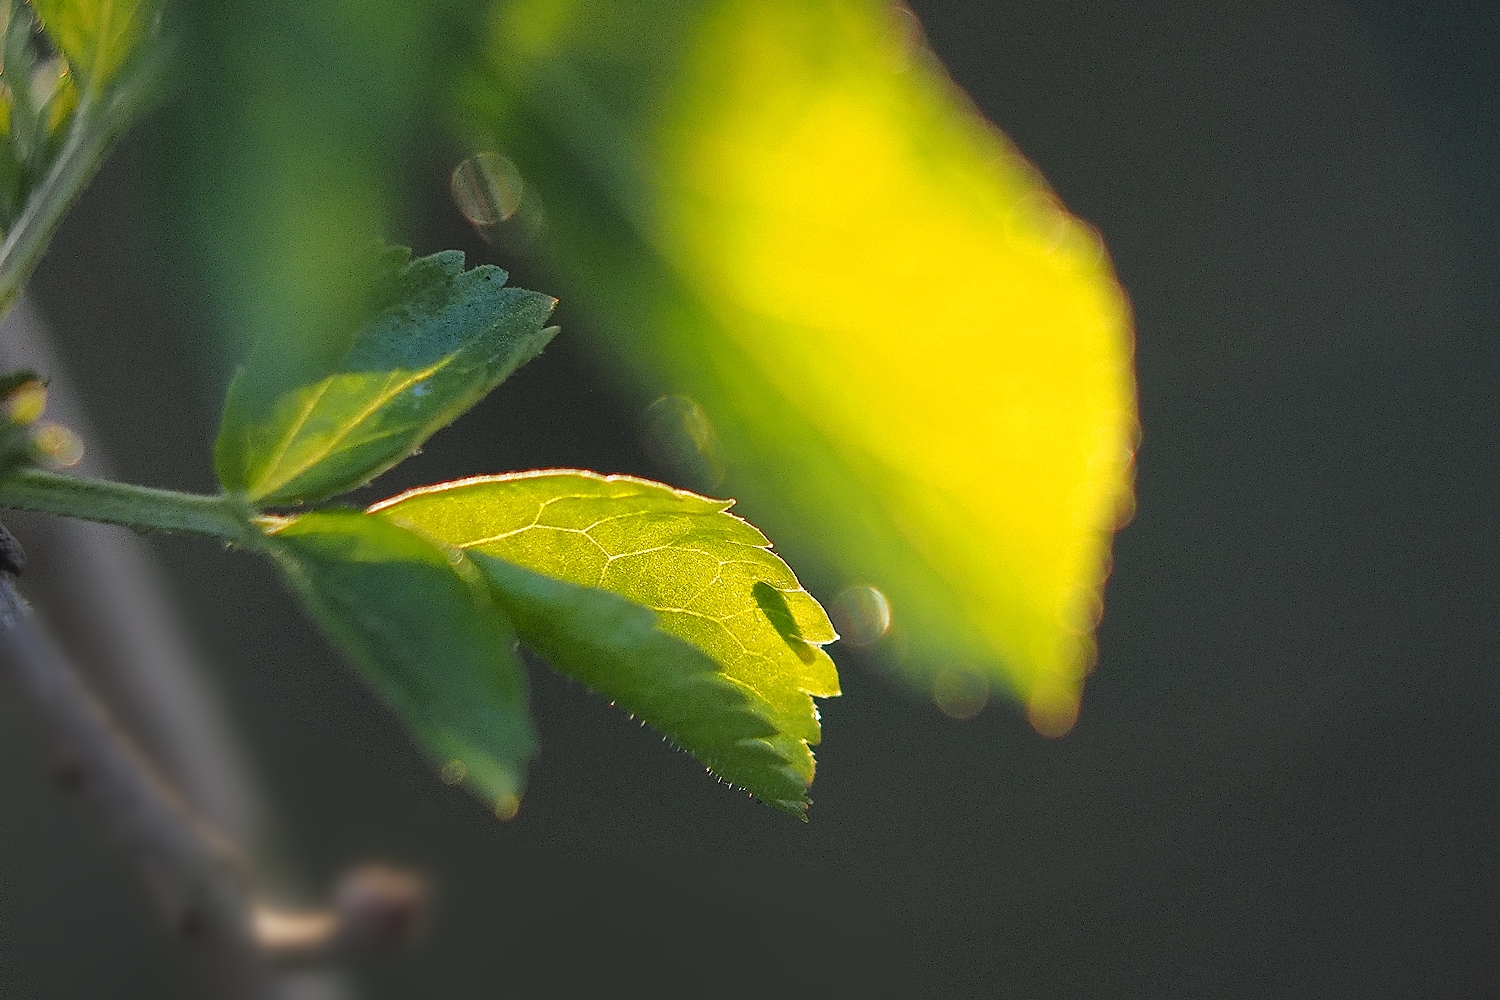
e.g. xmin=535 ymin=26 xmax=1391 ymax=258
xmin=752 ymin=581 xmax=816 ymax=664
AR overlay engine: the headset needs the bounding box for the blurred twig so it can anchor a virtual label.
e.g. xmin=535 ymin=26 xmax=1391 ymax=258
xmin=0 ymin=549 xmax=430 ymax=996
xmin=0 ymin=552 xmax=278 ymax=995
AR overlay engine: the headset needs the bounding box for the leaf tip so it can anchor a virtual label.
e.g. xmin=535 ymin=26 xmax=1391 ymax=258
xmin=493 ymin=793 xmax=522 ymax=821
xmin=773 ymin=796 xmax=811 ymax=820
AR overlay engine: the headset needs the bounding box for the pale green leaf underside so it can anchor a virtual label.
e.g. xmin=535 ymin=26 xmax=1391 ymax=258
xmin=268 ymin=509 xmax=536 ymax=806
xmin=371 ymin=470 xmax=839 ymax=813
xmin=215 ymin=249 xmax=557 ymax=506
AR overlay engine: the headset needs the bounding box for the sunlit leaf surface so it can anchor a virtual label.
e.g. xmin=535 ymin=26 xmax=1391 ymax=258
xmin=28 ymin=0 xmax=149 ymax=90
xmin=268 ymin=509 xmax=536 ymax=809
xmin=466 ymin=0 xmax=1137 ymax=731
xmin=372 ymin=470 xmax=839 ymax=814
xmin=216 ymin=248 xmax=557 ymax=506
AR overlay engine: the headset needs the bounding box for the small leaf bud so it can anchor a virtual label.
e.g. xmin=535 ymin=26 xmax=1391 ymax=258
xmin=3 ymin=378 xmax=47 ymax=426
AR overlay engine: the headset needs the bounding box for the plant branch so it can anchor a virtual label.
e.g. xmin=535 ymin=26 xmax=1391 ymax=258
xmin=0 ymin=554 xmax=429 ymax=992
xmin=0 ymin=564 xmax=275 ymax=992
xmin=0 ymin=467 xmax=261 ymax=544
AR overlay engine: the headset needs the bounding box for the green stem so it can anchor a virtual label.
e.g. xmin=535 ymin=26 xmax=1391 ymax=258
xmin=0 ymin=467 xmax=261 ymax=546
xmin=0 ymin=49 xmax=167 ymax=321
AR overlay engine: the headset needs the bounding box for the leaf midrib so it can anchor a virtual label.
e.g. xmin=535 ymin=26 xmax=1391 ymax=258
xmin=250 ymin=356 xmax=455 ymax=500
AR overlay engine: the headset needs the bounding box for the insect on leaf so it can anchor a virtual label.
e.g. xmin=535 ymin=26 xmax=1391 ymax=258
xmin=267 ymin=509 xmax=537 ymax=810
xmin=371 ymin=470 xmax=840 ymax=816
xmin=215 ymin=248 xmax=557 ymax=506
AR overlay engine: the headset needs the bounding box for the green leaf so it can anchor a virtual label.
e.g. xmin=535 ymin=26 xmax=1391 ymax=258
xmin=370 ymin=470 xmax=840 ymax=816
xmin=267 ymin=508 xmax=537 ymax=810
xmin=215 ymin=248 xmax=558 ymax=506
xmin=29 ymin=0 xmax=151 ymax=90
xmin=462 ymin=0 xmax=1137 ymax=732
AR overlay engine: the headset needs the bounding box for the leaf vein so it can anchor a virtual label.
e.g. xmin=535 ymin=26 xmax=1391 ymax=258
xmin=264 ymin=357 xmax=456 ymax=496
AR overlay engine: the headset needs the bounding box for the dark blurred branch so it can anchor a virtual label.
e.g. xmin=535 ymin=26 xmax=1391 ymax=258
xmin=0 ymin=552 xmax=429 ymax=994
xmin=0 ymin=557 xmax=277 ymax=994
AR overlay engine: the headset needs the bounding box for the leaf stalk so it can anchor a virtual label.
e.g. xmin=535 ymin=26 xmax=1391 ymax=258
xmin=0 ymin=467 xmax=261 ymax=545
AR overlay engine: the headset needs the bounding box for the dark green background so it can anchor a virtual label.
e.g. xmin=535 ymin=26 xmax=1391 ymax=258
xmin=2 ymin=1 xmax=1496 ymax=995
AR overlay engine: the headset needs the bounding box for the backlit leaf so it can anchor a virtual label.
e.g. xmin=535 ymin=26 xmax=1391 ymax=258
xmin=267 ymin=509 xmax=536 ymax=808
xmin=463 ymin=0 xmax=1137 ymax=731
xmin=371 ymin=470 xmax=839 ymax=815
xmin=215 ymin=248 xmax=557 ymax=506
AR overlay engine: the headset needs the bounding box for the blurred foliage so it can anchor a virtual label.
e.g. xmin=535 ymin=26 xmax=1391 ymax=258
xmin=158 ymin=0 xmax=482 ymax=369
xmin=1 ymin=0 xmax=162 ymax=316
xmin=0 ymin=2 xmax=81 ymax=225
xmin=28 ymin=0 xmax=151 ymax=92
xmin=373 ymin=470 xmax=839 ymax=815
xmin=459 ymin=0 xmax=1138 ymax=730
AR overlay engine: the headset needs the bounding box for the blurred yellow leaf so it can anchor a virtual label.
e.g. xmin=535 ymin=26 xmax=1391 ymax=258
xmin=466 ymin=0 xmax=1136 ymax=731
